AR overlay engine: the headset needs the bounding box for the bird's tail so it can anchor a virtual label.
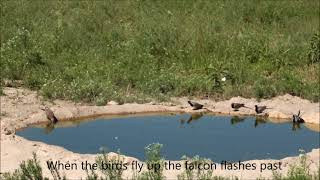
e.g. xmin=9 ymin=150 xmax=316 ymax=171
xmin=187 ymin=101 xmax=193 ymax=107
xmin=53 ymin=116 xmax=58 ymax=124
xmin=243 ymin=106 xmax=253 ymax=110
xmin=203 ymin=107 xmax=213 ymax=112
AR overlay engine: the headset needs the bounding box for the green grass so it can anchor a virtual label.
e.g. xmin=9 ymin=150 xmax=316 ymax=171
xmin=136 ymin=143 xmax=165 ymax=180
xmin=1 ymin=0 xmax=319 ymax=104
xmin=86 ymin=149 xmax=125 ymax=180
xmin=272 ymin=150 xmax=320 ymax=180
xmin=1 ymin=153 xmax=66 ymax=180
xmin=0 ymin=85 xmax=3 ymax=95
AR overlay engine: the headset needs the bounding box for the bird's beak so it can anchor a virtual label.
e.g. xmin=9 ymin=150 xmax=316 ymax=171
xmin=41 ymin=108 xmax=45 ymax=111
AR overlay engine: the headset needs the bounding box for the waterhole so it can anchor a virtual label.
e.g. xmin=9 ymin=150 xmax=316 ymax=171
xmin=17 ymin=114 xmax=319 ymax=161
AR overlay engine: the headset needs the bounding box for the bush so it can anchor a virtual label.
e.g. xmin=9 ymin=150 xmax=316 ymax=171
xmin=308 ymin=33 xmax=320 ymax=64
xmin=1 ymin=152 xmax=66 ymax=180
xmin=272 ymin=150 xmax=319 ymax=180
xmin=137 ymin=143 xmax=165 ymax=180
xmin=94 ymin=149 xmax=125 ymax=180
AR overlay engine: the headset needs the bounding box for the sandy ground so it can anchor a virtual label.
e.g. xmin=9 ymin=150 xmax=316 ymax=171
xmin=1 ymin=87 xmax=319 ymax=179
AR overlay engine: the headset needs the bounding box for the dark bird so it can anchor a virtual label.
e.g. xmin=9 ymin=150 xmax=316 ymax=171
xmin=255 ymin=105 xmax=271 ymax=114
xmin=231 ymin=103 xmax=246 ymax=111
xmin=188 ymin=101 xmax=204 ymax=110
xmin=292 ymin=110 xmax=305 ymax=123
xmin=41 ymin=107 xmax=58 ymax=124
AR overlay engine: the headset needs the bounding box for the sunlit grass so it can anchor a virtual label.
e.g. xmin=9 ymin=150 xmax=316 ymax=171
xmin=1 ymin=0 xmax=319 ymax=104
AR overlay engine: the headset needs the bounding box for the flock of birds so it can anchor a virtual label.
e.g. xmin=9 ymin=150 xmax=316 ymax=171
xmin=187 ymin=100 xmax=305 ymax=124
xmin=41 ymin=101 xmax=305 ymax=126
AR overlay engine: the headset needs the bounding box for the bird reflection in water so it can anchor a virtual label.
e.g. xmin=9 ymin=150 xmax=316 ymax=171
xmin=230 ymin=116 xmax=245 ymax=125
xmin=179 ymin=119 xmax=185 ymax=125
xmin=179 ymin=113 xmax=204 ymax=126
xmin=44 ymin=121 xmax=57 ymax=134
xmin=292 ymin=122 xmax=302 ymax=131
xmin=187 ymin=113 xmax=203 ymax=124
xmin=254 ymin=117 xmax=267 ymax=128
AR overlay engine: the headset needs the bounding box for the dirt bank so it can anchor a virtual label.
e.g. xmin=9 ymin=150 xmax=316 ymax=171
xmin=1 ymin=87 xmax=319 ymax=179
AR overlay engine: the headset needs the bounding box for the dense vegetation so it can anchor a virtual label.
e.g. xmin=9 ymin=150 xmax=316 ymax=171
xmin=1 ymin=0 xmax=319 ymax=104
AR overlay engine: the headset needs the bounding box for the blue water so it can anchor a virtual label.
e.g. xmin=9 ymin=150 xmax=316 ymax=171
xmin=17 ymin=114 xmax=319 ymax=161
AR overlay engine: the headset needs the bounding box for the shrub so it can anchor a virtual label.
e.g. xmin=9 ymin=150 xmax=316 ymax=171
xmin=137 ymin=143 xmax=165 ymax=180
xmin=95 ymin=149 xmax=125 ymax=180
xmin=1 ymin=152 xmax=66 ymax=180
xmin=308 ymin=33 xmax=320 ymax=64
xmin=272 ymin=150 xmax=319 ymax=180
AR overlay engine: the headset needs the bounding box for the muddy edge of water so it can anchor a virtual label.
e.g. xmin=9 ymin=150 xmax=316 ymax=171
xmin=18 ymin=112 xmax=319 ymax=133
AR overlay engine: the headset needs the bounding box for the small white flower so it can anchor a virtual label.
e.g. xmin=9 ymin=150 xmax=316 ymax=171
xmin=221 ymin=77 xmax=226 ymax=82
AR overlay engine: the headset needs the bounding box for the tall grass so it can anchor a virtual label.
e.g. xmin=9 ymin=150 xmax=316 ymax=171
xmin=1 ymin=0 xmax=319 ymax=103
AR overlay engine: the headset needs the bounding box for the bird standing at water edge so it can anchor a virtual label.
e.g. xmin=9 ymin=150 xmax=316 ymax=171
xmin=292 ymin=110 xmax=305 ymax=123
xmin=187 ymin=101 xmax=204 ymax=110
xmin=41 ymin=107 xmax=58 ymax=123
xmin=231 ymin=103 xmax=246 ymax=111
xmin=254 ymin=105 xmax=271 ymax=114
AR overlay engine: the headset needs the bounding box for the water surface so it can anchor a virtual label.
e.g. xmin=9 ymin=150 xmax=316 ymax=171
xmin=17 ymin=114 xmax=320 ymax=161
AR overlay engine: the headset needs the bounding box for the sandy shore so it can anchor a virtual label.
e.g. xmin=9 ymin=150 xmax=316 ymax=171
xmin=1 ymin=87 xmax=319 ymax=179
